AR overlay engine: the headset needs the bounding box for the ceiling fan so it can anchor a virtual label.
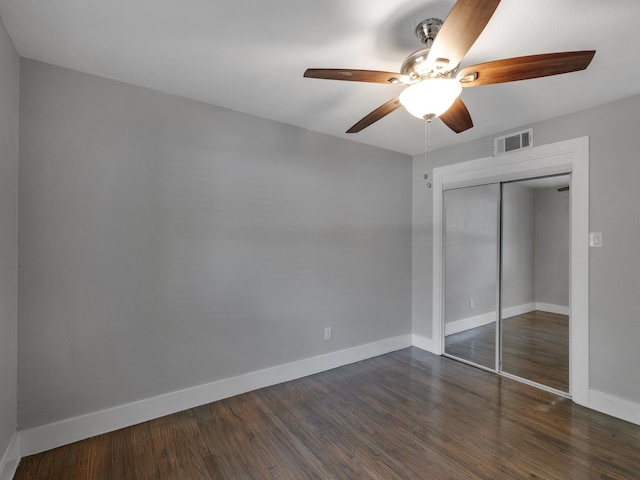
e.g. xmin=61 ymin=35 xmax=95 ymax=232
xmin=304 ymin=0 xmax=595 ymax=134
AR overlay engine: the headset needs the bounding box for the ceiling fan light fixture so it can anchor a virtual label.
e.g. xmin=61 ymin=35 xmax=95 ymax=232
xmin=303 ymin=1 xmax=596 ymax=134
xmin=399 ymin=78 xmax=462 ymax=119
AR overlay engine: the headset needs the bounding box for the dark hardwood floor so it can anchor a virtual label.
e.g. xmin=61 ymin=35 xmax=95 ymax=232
xmin=445 ymin=310 xmax=569 ymax=392
xmin=502 ymin=311 xmax=569 ymax=391
xmin=14 ymin=347 xmax=640 ymax=479
xmin=445 ymin=320 xmax=496 ymax=369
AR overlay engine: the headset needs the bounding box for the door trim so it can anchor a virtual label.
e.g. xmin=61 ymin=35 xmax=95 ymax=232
xmin=432 ymin=136 xmax=589 ymax=405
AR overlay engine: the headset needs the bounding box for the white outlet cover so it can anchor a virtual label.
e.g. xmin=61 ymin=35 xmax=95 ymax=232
xmin=324 ymin=327 xmax=332 ymax=340
xmin=589 ymin=232 xmax=603 ymax=247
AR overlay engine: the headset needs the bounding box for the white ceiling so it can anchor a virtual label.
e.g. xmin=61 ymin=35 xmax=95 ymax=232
xmin=1 ymin=0 xmax=638 ymax=156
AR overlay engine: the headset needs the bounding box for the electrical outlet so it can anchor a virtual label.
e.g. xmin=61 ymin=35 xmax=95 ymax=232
xmin=324 ymin=327 xmax=332 ymax=340
xmin=469 ymin=299 xmax=474 ymax=309
xmin=589 ymin=232 xmax=603 ymax=247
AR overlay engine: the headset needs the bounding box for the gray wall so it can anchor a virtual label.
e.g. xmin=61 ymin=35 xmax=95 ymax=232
xmin=18 ymin=59 xmax=413 ymax=429
xmin=0 ymin=15 xmax=19 ymax=460
xmin=444 ymin=184 xmax=499 ymax=324
xmin=534 ymin=187 xmax=570 ymax=307
xmin=442 ymin=181 xmax=567 ymax=326
xmin=413 ymin=93 xmax=640 ymax=404
xmin=501 ymin=183 xmax=536 ymax=310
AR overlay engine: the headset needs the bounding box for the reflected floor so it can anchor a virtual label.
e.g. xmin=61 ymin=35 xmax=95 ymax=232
xmin=445 ymin=310 xmax=569 ymax=392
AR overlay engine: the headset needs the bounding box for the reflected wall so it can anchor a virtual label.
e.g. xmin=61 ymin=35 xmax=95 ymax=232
xmin=443 ymin=176 xmax=570 ymax=392
xmin=443 ymin=184 xmax=499 ymax=369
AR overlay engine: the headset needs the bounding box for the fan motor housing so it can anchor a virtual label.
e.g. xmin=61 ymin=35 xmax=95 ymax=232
xmin=400 ymin=49 xmax=458 ymax=80
xmin=401 ymin=18 xmax=457 ymax=80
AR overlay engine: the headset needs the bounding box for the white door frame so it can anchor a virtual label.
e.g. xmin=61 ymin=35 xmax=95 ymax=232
xmin=432 ymin=136 xmax=589 ymax=406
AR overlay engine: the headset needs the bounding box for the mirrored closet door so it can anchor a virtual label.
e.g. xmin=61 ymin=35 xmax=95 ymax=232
xmin=500 ymin=176 xmax=570 ymax=393
xmin=443 ymin=183 xmax=500 ymax=371
xmin=442 ymin=175 xmax=570 ymax=394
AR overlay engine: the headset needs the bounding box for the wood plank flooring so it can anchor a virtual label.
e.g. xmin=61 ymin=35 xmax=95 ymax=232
xmin=445 ymin=310 xmax=569 ymax=392
xmin=444 ymin=320 xmax=496 ymax=370
xmin=502 ymin=311 xmax=569 ymax=391
xmin=14 ymin=347 xmax=640 ymax=479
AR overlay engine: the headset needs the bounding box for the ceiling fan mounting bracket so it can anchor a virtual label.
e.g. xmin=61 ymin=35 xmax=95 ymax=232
xmin=415 ymin=18 xmax=443 ymax=46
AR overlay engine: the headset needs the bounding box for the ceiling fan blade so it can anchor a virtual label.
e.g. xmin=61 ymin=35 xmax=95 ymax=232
xmin=426 ymin=0 xmax=501 ymax=71
xmin=304 ymin=69 xmax=406 ymax=84
xmin=346 ymin=97 xmax=402 ymax=133
xmin=457 ymin=51 xmax=596 ymax=87
xmin=439 ymin=97 xmax=473 ymax=133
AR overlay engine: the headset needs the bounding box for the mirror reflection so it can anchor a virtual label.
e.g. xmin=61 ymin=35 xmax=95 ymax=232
xmin=442 ymin=175 xmax=570 ymax=392
xmin=443 ymin=183 xmax=499 ymax=370
xmin=501 ymin=175 xmax=570 ymax=392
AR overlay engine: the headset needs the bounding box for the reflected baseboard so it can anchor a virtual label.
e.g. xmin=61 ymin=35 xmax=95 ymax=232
xmin=534 ymin=303 xmax=570 ymax=316
xmin=0 ymin=433 xmax=19 ymax=480
xmin=445 ymin=312 xmax=496 ymax=336
xmin=502 ymin=302 xmax=536 ymax=319
xmin=445 ymin=302 xmax=570 ymax=336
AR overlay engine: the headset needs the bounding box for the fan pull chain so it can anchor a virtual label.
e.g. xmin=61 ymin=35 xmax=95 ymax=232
xmin=424 ymin=116 xmax=432 ymax=188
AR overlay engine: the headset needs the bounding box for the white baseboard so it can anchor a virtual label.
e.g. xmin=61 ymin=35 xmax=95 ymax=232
xmin=10 ymin=335 xmax=640 ymax=467
xmin=502 ymin=302 xmax=536 ymax=319
xmin=412 ymin=334 xmax=438 ymax=354
xmin=535 ymin=302 xmax=570 ymax=316
xmin=588 ymin=389 xmax=640 ymax=426
xmin=445 ymin=303 xmax=570 ymax=337
xmin=0 ymin=433 xmax=20 ymax=480
xmin=501 ymin=302 xmax=570 ymax=319
xmin=19 ymin=334 xmax=412 ymax=456
xmin=444 ymin=312 xmax=495 ymax=336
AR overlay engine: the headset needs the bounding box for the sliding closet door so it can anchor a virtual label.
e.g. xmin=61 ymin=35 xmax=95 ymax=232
xmin=443 ymin=183 xmax=500 ymax=370
xmin=500 ymin=175 xmax=570 ymax=392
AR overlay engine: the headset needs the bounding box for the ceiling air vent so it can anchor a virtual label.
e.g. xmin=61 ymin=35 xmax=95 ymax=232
xmin=494 ymin=128 xmax=533 ymax=156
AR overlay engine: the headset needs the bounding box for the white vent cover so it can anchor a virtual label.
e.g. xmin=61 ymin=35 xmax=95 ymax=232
xmin=494 ymin=128 xmax=533 ymax=156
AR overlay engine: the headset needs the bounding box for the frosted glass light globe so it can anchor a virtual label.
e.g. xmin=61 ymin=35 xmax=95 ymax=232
xmin=399 ymin=78 xmax=462 ymax=119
